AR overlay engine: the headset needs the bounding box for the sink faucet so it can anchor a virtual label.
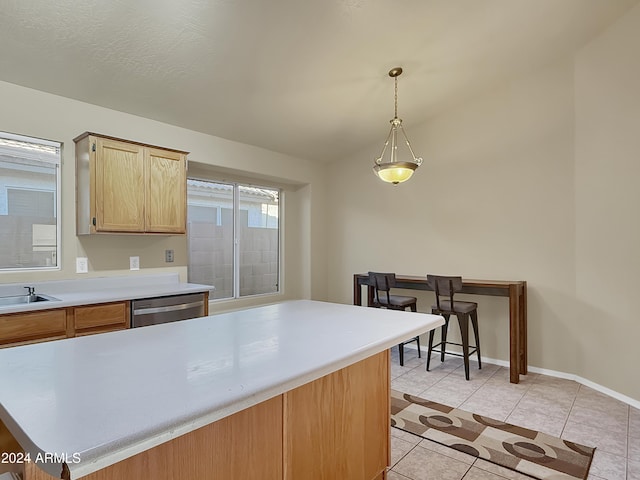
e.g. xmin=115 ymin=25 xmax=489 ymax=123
xmin=24 ymin=286 xmax=35 ymax=296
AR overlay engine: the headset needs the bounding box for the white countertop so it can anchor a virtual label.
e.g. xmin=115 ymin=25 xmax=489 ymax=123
xmin=0 ymin=300 xmax=444 ymax=479
xmin=0 ymin=274 xmax=212 ymax=314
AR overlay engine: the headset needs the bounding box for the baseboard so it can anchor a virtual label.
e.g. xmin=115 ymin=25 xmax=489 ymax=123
xmin=402 ymin=344 xmax=640 ymax=409
xmin=525 ymin=363 xmax=640 ymax=410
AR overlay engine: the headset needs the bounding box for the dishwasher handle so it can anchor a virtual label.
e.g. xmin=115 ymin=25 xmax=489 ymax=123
xmin=133 ymin=300 xmax=204 ymax=316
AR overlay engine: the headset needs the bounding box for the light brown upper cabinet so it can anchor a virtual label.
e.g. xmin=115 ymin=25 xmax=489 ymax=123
xmin=75 ymin=133 xmax=187 ymax=234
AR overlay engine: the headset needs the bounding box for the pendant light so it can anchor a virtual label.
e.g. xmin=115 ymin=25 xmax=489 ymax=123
xmin=373 ymin=67 xmax=423 ymax=185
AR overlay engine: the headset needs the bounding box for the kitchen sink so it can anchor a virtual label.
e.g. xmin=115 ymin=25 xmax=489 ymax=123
xmin=0 ymin=293 xmax=60 ymax=307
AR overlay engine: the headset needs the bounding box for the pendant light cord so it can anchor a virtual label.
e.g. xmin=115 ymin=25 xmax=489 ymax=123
xmin=394 ymin=76 xmax=398 ymax=119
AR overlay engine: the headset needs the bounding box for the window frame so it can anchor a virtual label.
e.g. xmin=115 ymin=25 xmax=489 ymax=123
xmin=187 ymin=177 xmax=281 ymax=301
xmin=0 ymin=131 xmax=62 ymax=272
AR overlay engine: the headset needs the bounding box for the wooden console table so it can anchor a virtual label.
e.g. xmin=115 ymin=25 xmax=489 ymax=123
xmin=353 ymin=274 xmax=527 ymax=384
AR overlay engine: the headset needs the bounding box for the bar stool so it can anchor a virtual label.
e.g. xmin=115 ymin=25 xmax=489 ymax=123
xmin=368 ymin=272 xmax=421 ymax=366
xmin=425 ymin=274 xmax=481 ymax=380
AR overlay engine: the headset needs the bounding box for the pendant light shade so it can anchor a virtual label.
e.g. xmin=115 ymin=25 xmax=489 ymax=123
xmin=373 ymin=160 xmax=418 ymax=184
xmin=373 ymin=67 xmax=422 ymax=185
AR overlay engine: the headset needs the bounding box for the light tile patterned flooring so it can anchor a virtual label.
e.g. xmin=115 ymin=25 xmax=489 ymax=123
xmin=388 ymin=348 xmax=640 ymax=480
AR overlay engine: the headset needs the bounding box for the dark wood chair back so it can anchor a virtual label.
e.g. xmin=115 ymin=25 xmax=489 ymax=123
xmin=425 ymin=273 xmax=481 ymax=380
xmin=367 ymin=271 xmax=420 ymax=366
xmin=427 ymin=274 xmax=463 ymax=312
xmin=368 ymin=272 xmax=396 ymax=307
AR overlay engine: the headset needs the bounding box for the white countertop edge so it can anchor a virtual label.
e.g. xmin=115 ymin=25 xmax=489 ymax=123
xmin=61 ymin=317 xmax=443 ymax=479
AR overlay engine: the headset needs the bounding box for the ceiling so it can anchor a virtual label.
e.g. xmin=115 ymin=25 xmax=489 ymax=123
xmin=1 ymin=0 xmax=638 ymax=163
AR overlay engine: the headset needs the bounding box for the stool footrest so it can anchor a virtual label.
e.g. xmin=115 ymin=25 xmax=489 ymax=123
xmin=430 ymin=341 xmax=478 ymax=358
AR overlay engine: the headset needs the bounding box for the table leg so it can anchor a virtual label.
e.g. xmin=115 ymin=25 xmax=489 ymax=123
xmin=353 ymin=276 xmax=363 ymax=306
xmin=509 ymin=284 xmax=521 ymax=384
xmin=519 ymin=282 xmax=527 ymax=375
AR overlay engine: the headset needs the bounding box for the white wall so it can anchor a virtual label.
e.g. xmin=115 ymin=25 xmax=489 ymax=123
xmin=327 ymin=2 xmax=640 ymax=402
xmin=327 ymin=58 xmax=577 ymax=373
xmin=574 ymin=2 xmax=640 ymax=399
xmin=0 ymin=81 xmax=328 ymax=310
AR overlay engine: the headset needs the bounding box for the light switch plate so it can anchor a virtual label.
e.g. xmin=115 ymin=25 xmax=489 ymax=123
xmin=76 ymin=257 xmax=88 ymax=274
xmin=130 ymin=256 xmax=140 ymax=271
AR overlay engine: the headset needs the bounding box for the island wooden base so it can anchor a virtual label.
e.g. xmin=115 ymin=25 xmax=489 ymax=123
xmin=0 ymin=420 xmax=22 ymax=476
xmin=23 ymin=350 xmax=390 ymax=480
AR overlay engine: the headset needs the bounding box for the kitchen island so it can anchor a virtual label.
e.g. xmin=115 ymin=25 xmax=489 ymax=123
xmin=0 ymin=300 xmax=444 ymax=480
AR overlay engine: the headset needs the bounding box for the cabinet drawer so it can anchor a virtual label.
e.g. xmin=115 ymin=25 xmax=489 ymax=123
xmin=0 ymin=309 xmax=67 ymax=345
xmin=73 ymin=302 xmax=130 ymax=331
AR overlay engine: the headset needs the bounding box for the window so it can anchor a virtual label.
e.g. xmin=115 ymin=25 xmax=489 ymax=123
xmin=187 ymin=179 xmax=280 ymax=300
xmin=0 ymin=132 xmax=61 ymax=270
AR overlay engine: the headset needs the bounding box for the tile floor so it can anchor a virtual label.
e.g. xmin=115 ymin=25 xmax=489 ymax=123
xmin=388 ymin=348 xmax=639 ymax=480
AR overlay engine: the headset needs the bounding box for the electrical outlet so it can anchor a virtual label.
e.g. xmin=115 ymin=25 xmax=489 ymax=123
xmin=76 ymin=257 xmax=88 ymax=274
xmin=165 ymin=249 xmax=174 ymax=263
xmin=130 ymin=256 xmax=140 ymax=271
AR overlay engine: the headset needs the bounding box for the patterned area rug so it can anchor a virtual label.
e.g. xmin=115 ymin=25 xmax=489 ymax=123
xmin=391 ymin=389 xmax=595 ymax=480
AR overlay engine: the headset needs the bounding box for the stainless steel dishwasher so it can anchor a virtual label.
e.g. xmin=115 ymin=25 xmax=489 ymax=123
xmin=131 ymin=293 xmax=206 ymax=328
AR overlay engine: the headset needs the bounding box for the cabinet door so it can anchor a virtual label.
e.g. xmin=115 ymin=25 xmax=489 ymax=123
xmin=73 ymin=301 xmax=130 ymax=336
xmin=283 ymin=350 xmax=390 ymax=480
xmin=0 ymin=309 xmax=67 ymax=347
xmin=95 ymin=137 xmax=145 ymax=232
xmin=145 ymin=147 xmax=186 ymax=233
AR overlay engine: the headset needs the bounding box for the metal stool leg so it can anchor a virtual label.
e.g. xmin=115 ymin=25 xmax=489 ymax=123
xmin=457 ymin=313 xmax=470 ymax=381
xmin=470 ymin=309 xmax=481 ymax=369
xmin=440 ymin=314 xmax=450 ymax=362
xmin=426 ymin=330 xmax=435 ymax=371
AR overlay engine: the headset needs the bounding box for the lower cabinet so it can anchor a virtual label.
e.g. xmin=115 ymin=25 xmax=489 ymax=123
xmin=0 ymin=302 xmax=130 ymax=349
xmin=284 ymin=351 xmax=390 ymax=479
xmin=23 ymin=351 xmax=390 ymax=480
xmin=0 ymin=309 xmax=67 ymax=348
xmin=71 ymin=302 xmax=130 ymax=336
